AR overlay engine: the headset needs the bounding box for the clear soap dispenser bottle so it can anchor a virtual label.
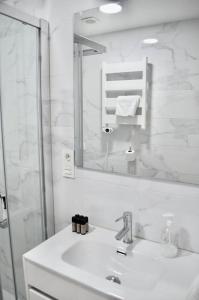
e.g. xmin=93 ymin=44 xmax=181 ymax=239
xmin=161 ymin=213 xmax=178 ymax=258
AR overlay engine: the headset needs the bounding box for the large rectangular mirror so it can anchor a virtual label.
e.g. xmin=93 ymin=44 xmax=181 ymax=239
xmin=74 ymin=1 xmax=199 ymax=185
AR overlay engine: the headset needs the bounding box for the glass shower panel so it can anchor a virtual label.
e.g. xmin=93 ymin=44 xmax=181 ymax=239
xmin=0 ymin=14 xmax=44 ymax=300
xmin=0 ymin=109 xmax=15 ymax=300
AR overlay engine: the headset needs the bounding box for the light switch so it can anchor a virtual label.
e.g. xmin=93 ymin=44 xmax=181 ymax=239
xmin=63 ymin=149 xmax=75 ymax=178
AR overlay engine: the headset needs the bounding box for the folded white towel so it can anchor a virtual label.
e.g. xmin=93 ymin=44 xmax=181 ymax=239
xmin=116 ymin=95 xmax=140 ymax=117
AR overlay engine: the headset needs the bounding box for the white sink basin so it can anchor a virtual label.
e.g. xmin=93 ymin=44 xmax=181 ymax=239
xmin=24 ymin=225 xmax=199 ymax=300
xmin=62 ymin=240 xmax=163 ymax=291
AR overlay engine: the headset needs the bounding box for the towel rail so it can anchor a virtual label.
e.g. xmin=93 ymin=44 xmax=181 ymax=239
xmin=102 ymin=57 xmax=148 ymax=129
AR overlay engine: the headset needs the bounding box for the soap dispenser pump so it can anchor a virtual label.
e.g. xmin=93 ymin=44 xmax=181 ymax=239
xmin=161 ymin=213 xmax=178 ymax=258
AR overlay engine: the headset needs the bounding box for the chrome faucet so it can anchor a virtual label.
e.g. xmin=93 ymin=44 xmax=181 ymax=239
xmin=115 ymin=211 xmax=133 ymax=244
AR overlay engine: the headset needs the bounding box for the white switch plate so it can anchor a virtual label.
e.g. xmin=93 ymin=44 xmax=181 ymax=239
xmin=63 ymin=148 xmax=75 ymax=178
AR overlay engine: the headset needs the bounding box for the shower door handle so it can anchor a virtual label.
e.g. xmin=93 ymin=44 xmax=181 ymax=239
xmin=0 ymin=194 xmax=6 ymax=208
xmin=0 ymin=193 xmax=8 ymax=229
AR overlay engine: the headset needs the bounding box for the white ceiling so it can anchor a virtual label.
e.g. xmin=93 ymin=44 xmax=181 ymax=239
xmin=75 ymin=0 xmax=199 ymax=37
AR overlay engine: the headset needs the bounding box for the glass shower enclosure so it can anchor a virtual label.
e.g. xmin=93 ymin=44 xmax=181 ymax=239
xmin=0 ymin=4 xmax=53 ymax=300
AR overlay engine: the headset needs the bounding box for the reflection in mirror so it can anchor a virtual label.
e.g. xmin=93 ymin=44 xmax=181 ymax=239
xmin=74 ymin=1 xmax=199 ymax=185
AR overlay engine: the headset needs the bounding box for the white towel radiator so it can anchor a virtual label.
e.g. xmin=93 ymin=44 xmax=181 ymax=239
xmin=102 ymin=57 xmax=149 ymax=130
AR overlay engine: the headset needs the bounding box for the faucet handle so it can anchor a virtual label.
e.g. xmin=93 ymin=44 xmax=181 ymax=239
xmin=115 ymin=211 xmax=132 ymax=223
xmin=115 ymin=215 xmax=123 ymax=223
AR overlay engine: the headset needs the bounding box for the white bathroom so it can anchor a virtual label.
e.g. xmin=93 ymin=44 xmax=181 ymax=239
xmin=0 ymin=0 xmax=199 ymax=299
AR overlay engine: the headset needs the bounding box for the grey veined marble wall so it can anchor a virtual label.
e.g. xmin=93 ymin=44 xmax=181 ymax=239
xmin=82 ymin=18 xmax=199 ymax=185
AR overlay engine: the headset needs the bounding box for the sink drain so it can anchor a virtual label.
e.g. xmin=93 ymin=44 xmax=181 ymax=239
xmin=106 ymin=275 xmax=121 ymax=285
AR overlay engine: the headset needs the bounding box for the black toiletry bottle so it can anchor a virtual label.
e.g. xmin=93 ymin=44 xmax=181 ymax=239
xmin=72 ymin=216 xmax=77 ymax=232
xmin=80 ymin=217 xmax=87 ymax=235
xmin=76 ymin=215 xmax=81 ymax=233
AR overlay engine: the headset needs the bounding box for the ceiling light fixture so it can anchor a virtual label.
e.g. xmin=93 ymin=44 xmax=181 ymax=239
xmin=143 ymin=38 xmax=159 ymax=45
xmin=81 ymin=17 xmax=98 ymax=24
xmin=99 ymin=2 xmax=122 ymax=14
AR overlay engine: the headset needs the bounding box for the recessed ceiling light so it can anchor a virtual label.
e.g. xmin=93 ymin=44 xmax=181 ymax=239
xmin=81 ymin=17 xmax=98 ymax=24
xmin=143 ymin=38 xmax=159 ymax=45
xmin=99 ymin=3 xmax=122 ymax=14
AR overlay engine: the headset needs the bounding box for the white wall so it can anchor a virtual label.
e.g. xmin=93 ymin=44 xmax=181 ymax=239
xmin=3 ymin=0 xmax=199 ymax=253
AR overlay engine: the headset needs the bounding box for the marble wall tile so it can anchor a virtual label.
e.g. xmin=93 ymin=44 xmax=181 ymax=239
xmin=3 ymin=0 xmax=199 ymax=261
xmin=60 ymin=168 xmax=199 ymax=253
xmin=42 ymin=0 xmax=199 ymax=254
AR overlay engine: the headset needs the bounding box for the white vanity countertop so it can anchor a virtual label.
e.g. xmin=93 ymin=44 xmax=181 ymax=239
xmin=24 ymin=225 xmax=199 ymax=300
